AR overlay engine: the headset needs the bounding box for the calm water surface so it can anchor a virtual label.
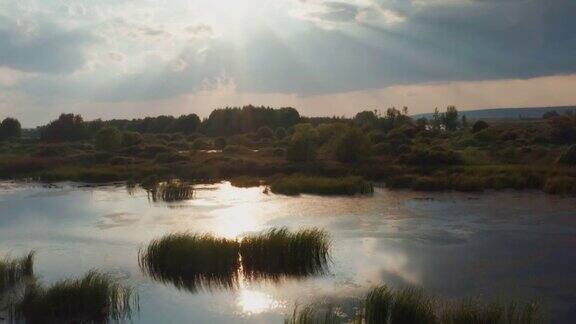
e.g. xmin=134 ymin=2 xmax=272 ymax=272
xmin=0 ymin=181 xmax=575 ymax=323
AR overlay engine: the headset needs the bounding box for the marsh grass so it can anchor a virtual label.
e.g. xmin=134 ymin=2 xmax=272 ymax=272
xmin=240 ymin=228 xmax=331 ymax=280
xmin=140 ymin=228 xmax=331 ymax=291
xmin=364 ymin=285 xmax=394 ymax=324
xmin=390 ymin=287 xmax=436 ymax=324
xmin=291 ymin=285 xmax=541 ymax=324
xmin=0 ymin=252 xmax=34 ymax=294
xmin=146 ymin=179 xmax=194 ymax=202
xmin=139 ymin=233 xmax=240 ymax=292
xmin=15 ymin=270 xmax=136 ymax=323
xmin=271 ymin=176 xmax=374 ymax=196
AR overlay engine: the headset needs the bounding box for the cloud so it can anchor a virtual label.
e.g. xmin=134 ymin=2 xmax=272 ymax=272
xmin=0 ymin=12 xmax=92 ymax=74
xmin=292 ymin=0 xmax=405 ymax=29
xmin=1 ymin=0 xmax=576 ymax=125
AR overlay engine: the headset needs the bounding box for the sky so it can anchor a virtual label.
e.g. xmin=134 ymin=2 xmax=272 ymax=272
xmin=1 ymin=0 xmax=575 ymax=126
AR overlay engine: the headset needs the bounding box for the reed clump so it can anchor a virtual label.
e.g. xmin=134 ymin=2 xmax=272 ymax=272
xmin=0 ymin=252 xmax=34 ymax=294
xmin=139 ymin=233 xmax=240 ymax=292
xmin=270 ymin=176 xmax=374 ymax=196
xmin=15 ymin=270 xmax=136 ymax=323
xmin=286 ymin=285 xmax=541 ymax=324
xmin=240 ymin=228 xmax=331 ymax=280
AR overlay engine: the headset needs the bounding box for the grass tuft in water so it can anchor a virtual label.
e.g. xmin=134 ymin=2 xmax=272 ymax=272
xmin=290 ymin=285 xmax=542 ymax=324
xmin=240 ymin=227 xmax=331 ymax=280
xmin=364 ymin=285 xmax=394 ymax=324
xmin=139 ymin=233 xmax=240 ymax=292
xmin=146 ymin=179 xmax=194 ymax=202
xmin=270 ymin=176 xmax=374 ymax=196
xmin=15 ymin=270 xmax=136 ymax=323
xmin=0 ymin=252 xmax=34 ymax=294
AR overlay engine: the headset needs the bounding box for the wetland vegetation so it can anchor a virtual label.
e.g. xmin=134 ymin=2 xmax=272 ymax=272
xmin=1 ymin=105 xmax=575 ymax=195
xmin=139 ymin=227 xmax=331 ymax=291
xmin=285 ymin=285 xmax=541 ymax=324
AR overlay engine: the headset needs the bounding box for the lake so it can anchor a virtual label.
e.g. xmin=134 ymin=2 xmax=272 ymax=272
xmin=0 ymin=181 xmax=575 ymax=323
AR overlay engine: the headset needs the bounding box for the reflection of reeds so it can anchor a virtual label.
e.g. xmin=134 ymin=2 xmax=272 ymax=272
xmin=139 ymin=233 xmax=240 ymax=292
xmin=287 ymin=285 xmax=541 ymax=324
xmin=15 ymin=270 xmax=136 ymax=323
xmin=240 ymin=228 xmax=331 ymax=280
xmin=0 ymin=252 xmax=34 ymax=294
xmin=139 ymin=228 xmax=331 ymax=291
xmin=146 ymin=179 xmax=194 ymax=202
xmin=441 ymin=299 xmax=541 ymax=324
xmin=284 ymin=303 xmax=340 ymax=324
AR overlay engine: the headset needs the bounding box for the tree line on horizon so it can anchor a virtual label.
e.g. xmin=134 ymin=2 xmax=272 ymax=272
xmin=2 ymin=104 xmax=576 ymax=152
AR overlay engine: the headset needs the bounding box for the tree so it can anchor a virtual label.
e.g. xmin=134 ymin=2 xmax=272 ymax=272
xmin=472 ymin=120 xmax=490 ymax=133
xmin=461 ymin=115 xmax=469 ymax=128
xmin=334 ymin=127 xmax=372 ymax=163
xmin=95 ymin=127 xmax=122 ymax=151
xmin=171 ymin=114 xmax=201 ymax=134
xmin=317 ymin=122 xmax=348 ymax=145
xmin=0 ymin=117 xmax=22 ymax=140
xmin=442 ymin=106 xmax=459 ymax=131
xmin=379 ymin=107 xmax=411 ymax=132
xmin=40 ymin=114 xmax=88 ymax=142
xmin=286 ymin=123 xmax=317 ymax=162
xmin=432 ymin=108 xmax=441 ymax=131
xmin=354 ymin=110 xmax=378 ymax=129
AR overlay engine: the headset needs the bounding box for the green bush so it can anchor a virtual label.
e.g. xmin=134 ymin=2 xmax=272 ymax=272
xmin=472 ymin=120 xmax=489 ymax=133
xmin=95 ymin=127 xmax=122 ymax=151
xmin=0 ymin=117 xmax=22 ymax=140
xmin=287 ymin=125 xmax=317 ymax=162
xmin=544 ymin=176 xmax=576 ymax=195
xmin=214 ymin=137 xmax=227 ymax=150
xmin=399 ymin=147 xmax=463 ymax=166
xmin=121 ymin=131 xmax=143 ymax=147
xmin=191 ymin=137 xmax=210 ymax=150
xmin=334 ymin=127 xmax=372 ymax=163
xmin=271 ymin=175 xmax=374 ymax=196
xmin=257 ymin=126 xmax=274 ymax=139
xmin=557 ymin=145 xmax=576 ymax=165
xmin=274 ymin=127 xmax=287 ymax=140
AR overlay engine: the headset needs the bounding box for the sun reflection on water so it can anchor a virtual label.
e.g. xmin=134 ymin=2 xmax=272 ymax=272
xmin=237 ymin=289 xmax=280 ymax=315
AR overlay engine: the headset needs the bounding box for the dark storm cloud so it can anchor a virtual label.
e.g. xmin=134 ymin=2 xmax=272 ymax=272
xmin=0 ymin=18 xmax=92 ymax=74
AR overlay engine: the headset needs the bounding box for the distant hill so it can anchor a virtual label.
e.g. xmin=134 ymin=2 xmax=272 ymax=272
xmin=413 ymin=105 xmax=576 ymax=120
